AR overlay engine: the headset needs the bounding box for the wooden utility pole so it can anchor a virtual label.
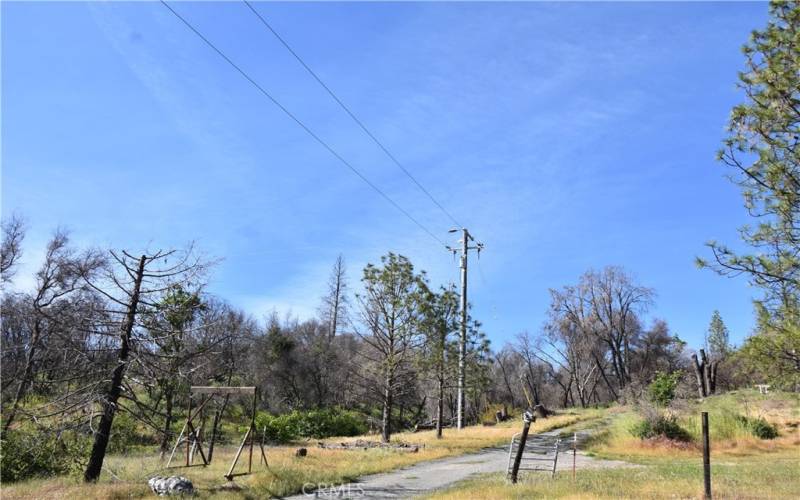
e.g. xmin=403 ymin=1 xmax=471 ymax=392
xmin=447 ymin=228 xmax=483 ymax=430
xmin=456 ymin=228 xmax=468 ymax=431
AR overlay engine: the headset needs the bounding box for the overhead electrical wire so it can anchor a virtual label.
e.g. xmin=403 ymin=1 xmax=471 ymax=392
xmin=160 ymin=1 xmax=448 ymax=248
xmin=242 ymin=0 xmax=463 ymax=230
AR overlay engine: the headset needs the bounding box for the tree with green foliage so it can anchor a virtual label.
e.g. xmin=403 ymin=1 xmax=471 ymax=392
xmin=148 ymin=285 xmax=204 ymax=455
xmin=463 ymin=318 xmax=492 ymax=423
xmin=648 ymin=371 xmax=681 ymax=407
xmin=737 ymin=322 xmax=800 ymax=389
xmin=707 ymin=310 xmax=731 ymax=360
xmin=418 ymin=286 xmax=459 ymax=438
xmin=356 ymin=253 xmax=428 ymax=442
xmin=698 ymin=1 xmax=799 ymax=383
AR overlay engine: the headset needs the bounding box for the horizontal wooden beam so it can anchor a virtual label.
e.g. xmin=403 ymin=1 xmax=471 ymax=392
xmin=190 ymin=386 xmax=256 ymax=395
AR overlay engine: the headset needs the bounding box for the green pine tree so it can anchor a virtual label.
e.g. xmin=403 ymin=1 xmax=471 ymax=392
xmin=707 ymin=310 xmax=731 ymax=360
xmin=698 ymin=1 xmax=800 ymax=380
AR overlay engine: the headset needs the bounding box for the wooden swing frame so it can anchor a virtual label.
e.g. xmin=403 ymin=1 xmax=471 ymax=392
xmin=166 ymin=386 xmax=268 ymax=480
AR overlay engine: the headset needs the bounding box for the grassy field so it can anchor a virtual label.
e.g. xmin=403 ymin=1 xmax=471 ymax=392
xmin=5 ymin=391 xmax=796 ymax=499
xmin=425 ymin=451 xmax=800 ymax=500
xmin=2 ymin=410 xmax=598 ymax=499
xmin=427 ymin=390 xmax=800 ymax=499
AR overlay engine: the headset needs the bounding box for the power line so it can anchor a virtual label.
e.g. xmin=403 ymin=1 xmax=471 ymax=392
xmin=242 ymin=0 xmax=463 ymax=230
xmin=159 ymin=1 xmax=448 ymax=248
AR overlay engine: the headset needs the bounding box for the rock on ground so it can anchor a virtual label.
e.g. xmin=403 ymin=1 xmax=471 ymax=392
xmin=148 ymin=476 xmax=194 ymax=496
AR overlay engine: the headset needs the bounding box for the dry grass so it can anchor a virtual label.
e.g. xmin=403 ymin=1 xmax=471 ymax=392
xmin=427 ymin=390 xmax=800 ymax=500
xmin=588 ymin=390 xmax=800 ymax=462
xmin=1 ymin=410 xmax=597 ymax=499
xmin=425 ymin=450 xmax=800 ymax=500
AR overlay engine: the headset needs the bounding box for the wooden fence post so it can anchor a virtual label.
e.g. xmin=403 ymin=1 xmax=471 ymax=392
xmin=510 ymin=410 xmax=534 ymax=484
xmin=702 ymin=411 xmax=711 ymax=499
xmin=572 ymin=432 xmax=577 ymax=481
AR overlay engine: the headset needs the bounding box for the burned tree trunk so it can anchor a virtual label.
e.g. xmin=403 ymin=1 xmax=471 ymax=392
xmin=691 ymin=349 xmax=717 ymax=398
xmin=84 ymin=255 xmax=146 ymax=482
xmin=701 ymin=350 xmax=712 ymax=396
xmin=692 ymin=352 xmax=707 ymax=398
xmin=709 ymin=360 xmax=719 ymax=395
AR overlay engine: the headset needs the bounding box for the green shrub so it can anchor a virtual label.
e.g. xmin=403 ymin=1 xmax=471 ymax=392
xmin=630 ymin=414 xmax=691 ymax=442
xmin=648 ymin=372 xmax=681 ymax=407
xmin=296 ymin=408 xmax=367 ymax=439
xmin=255 ymin=413 xmax=299 ymax=444
xmin=0 ymin=429 xmax=87 ymax=482
xmin=107 ymin=411 xmax=155 ymax=453
xmin=737 ymin=415 xmax=779 ymax=439
xmin=255 ymin=407 xmax=367 ymax=444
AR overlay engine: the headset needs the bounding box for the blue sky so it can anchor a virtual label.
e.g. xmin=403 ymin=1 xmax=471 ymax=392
xmin=2 ymin=1 xmax=769 ymax=349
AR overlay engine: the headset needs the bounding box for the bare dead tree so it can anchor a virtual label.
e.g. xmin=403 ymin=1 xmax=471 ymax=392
xmin=3 ymin=230 xmax=103 ymax=433
xmin=320 ymin=254 xmax=349 ymax=339
xmin=1 ymin=214 xmax=26 ymax=285
xmin=536 ymin=321 xmax=600 ymax=408
xmin=493 ymin=347 xmax=520 ymax=410
xmin=550 ymin=267 xmax=653 ymax=393
xmin=549 ymin=280 xmax=615 ymax=401
xmin=83 ymin=246 xmax=209 ymax=482
xmin=584 ymin=267 xmax=653 ymax=389
xmin=512 ymin=331 xmax=545 ymax=408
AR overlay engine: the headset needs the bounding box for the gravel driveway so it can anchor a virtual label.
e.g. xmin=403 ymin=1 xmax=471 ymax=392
xmin=285 ymin=430 xmax=634 ymax=499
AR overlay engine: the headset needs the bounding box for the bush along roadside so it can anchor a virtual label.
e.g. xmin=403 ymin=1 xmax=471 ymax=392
xmin=254 ymin=407 xmax=368 ymax=444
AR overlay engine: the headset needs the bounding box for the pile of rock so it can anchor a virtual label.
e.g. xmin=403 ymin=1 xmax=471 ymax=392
xmin=318 ymin=439 xmax=421 ymax=452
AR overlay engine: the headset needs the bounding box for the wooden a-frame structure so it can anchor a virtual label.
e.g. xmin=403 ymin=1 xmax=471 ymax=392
xmin=166 ymin=386 xmax=268 ymax=480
